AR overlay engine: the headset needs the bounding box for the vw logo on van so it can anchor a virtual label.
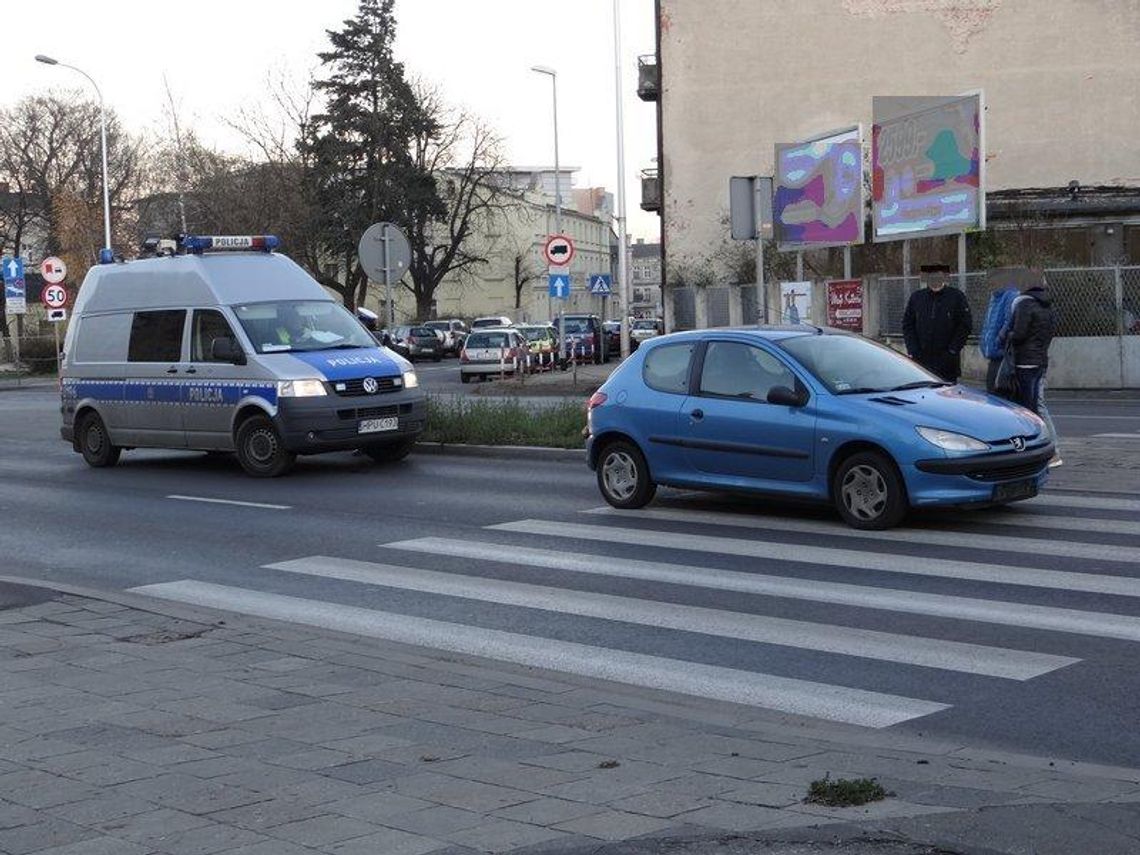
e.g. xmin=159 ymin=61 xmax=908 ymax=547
xmin=1011 ymin=436 xmax=1025 ymax=452
xmin=362 ymin=377 xmax=378 ymax=395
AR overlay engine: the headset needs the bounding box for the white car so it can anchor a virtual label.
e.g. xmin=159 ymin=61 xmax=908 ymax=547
xmin=459 ymin=329 xmax=529 ymax=382
xmin=629 ymin=318 xmax=663 ymax=349
xmin=471 ymin=315 xmax=513 ymax=330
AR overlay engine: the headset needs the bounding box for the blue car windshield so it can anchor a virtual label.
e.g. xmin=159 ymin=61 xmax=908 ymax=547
xmin=233 ymin=300 xmax=375 ymax=354
xmin=777 ymin=334 xmax=947 ymax=395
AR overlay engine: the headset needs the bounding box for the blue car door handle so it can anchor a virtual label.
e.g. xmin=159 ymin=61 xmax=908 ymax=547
xmin=690 ymin=408 xmax=704 ymax=421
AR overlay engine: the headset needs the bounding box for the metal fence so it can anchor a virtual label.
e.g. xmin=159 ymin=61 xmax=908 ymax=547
xmin=672 ymin=287 xmax=696 ymax=330
xmin=707 ymin=286 xmax=731 ymax=327
xmin=0 ymin=334 xmax=61 ymax=379
xmin=878 ymin=266 xmax=1140 ymax=339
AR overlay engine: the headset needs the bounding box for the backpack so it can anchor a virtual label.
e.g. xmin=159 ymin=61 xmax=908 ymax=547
xmin=980 ymin=288 xmax=1019 ymax=359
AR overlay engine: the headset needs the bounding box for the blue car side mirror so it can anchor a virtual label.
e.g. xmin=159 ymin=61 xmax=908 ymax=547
xmin=767 ymin=385 xmax=806 ymax=407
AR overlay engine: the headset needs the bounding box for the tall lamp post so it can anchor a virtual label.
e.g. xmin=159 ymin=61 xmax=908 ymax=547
xmin=531 ymin=65 xmax=563 ymax=340
xmin=35 ymin=54 xmax=112 ymax=261
xmin=612 ymin=0 xmax=630 ymax=359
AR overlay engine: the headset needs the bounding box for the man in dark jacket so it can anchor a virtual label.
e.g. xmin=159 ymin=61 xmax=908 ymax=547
xmin=1009 ymin=283 xmax=1058 ymax=419
xmin=902 ymin=264 xmax=973 ymax=382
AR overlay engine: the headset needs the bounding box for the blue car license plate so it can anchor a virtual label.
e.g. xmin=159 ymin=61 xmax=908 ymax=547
xmin=993 ymin=478 xmax=1037 ymax=502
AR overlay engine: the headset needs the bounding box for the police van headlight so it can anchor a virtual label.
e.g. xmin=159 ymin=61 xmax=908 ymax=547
xmin=916 ymin=426 xmax=988 ymax=452
xmin=402 ymin=370 xmax=419 ymax=389
xmin=278 ymin=379 xmax=327 ymax=398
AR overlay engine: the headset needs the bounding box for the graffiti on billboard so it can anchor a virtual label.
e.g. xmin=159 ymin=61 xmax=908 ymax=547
xmin=774 ymin=128 xmax=863 ymax=249
xmin=872 ymin=93 xmax=985 ymax=240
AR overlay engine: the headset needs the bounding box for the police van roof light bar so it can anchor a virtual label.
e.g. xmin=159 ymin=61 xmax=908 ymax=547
xmin=181 ymin=235 xmax=281 ymax=254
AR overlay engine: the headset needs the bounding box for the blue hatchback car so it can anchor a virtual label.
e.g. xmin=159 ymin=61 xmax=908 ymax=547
xmin=585 ymin=327 xmax=1054 ymax=529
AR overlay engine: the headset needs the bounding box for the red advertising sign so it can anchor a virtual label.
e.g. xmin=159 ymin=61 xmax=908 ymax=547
xmin=826 ymin=279 xmax=863 ymax=331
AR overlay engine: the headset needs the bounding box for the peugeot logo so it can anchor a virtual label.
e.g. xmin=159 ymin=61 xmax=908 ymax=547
xmin=1011 ymin=436 xmax=1025 ymax=452
xmin=362 ymin=377 xmax=378 ymax=394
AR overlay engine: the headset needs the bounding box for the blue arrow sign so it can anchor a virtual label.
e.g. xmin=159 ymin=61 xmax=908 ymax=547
xmin=2 ymin=257 xmax=24 ymax=284
xmin=548 ymin=273 xmax=570 ymax=299
xmin=589 ymin=274 xmax=612 ymax=295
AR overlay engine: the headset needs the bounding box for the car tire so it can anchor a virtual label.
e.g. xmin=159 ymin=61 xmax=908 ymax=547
xmin=235 ymin=415 xmax=296 ymax=478
xmin=77 ymin=412 xmax=121 ymax=468
xmin=433 ymin=354 xmax=442 ymax=362
xmin=362 ymin=438 xmax=416 ymax=464
xmin=833 ymin=451 xmax=908 ymax=530
xmin=460 ymin=374 xmax=471 ymax=384
xmin=597 ymin=440 xmax=656 ymax=509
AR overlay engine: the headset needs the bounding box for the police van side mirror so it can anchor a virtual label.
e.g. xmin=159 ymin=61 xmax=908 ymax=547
xmin=211 ymin=337 xmax=246 ymax=365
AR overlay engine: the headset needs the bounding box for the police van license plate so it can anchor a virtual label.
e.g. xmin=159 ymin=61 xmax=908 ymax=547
xmin=993 ymin=478 xmax=1037 ymax=502
xmin=359 ymin=417 xmax=399 ymax=434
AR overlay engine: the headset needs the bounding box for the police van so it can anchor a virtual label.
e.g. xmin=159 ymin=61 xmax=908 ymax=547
xmin=60 ymin=235 xmax=426 ymax=477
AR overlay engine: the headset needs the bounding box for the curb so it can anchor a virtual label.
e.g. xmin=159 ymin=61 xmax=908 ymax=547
xmin=414 ymin=441 xmax=585 ymax=461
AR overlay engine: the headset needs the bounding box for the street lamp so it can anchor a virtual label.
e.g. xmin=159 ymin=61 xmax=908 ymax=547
xmin=529 ymin=65 xmax=562 ymax=236
xmin=611 ymin=0 xmax=631 ymax=358
xmin=35 ymin=54 xmax=113 ymax=262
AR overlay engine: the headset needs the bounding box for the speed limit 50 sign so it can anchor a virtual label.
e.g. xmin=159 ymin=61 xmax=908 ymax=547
xmin=42 ymin=284 xmax=68 ymax=309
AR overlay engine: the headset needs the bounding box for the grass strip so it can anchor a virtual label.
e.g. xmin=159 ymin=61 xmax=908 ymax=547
xmin=423 ymin=396 xmax=585 ymax=449
xmin=805 ymin=775 xmax=888 ymax=807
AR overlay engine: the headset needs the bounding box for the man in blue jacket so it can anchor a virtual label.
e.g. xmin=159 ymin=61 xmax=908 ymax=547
xmin=980 ymin=269 xmax=1023 ymax=395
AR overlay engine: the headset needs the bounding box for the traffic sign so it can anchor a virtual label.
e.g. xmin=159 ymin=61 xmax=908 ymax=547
xmin=357 ymin=222 xmax=412 ymax=283
xmin=40 ymin=256 xmax=67 ymax=285
xmin=543 ymin=234 xmax=575 ymax=267
xmin=2 ymin=257 xmax=26 ymax=315
xmin=47 ymin=308 xmax=67 ymax=323
xmin=588 ymin=274 xmax=612 ymax=295
xmin=548 ymin=273 xmax=571 ymax=300
xmin=42 ymin=284 xmax=68 ymax=309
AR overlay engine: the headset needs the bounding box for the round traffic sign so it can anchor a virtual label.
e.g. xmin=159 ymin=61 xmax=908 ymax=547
xmin=357 ymin=222 xmax=412 ymax=283
xmin=42 ymin=284 xmax=68 ymax=309
xmin=40 ymin=256 xmax=67 ymax=285
xmin=543 ymin=234 xmax=575 ymax=268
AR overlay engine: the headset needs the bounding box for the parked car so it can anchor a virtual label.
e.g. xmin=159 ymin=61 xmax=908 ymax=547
xmin=472 ymin=315 xmax=513 ymax=330
xmin=585 ymin=327 xmax=1053 ymax=529
xmin=603 ymin=320 xmax=622 ymax=355
xmin=558 ymin=314 xmax=608 ymax=364
xmin=629 ymin=318 xmax=664 ymax=350
xmin=388 ymin=325 xmax=443 ymax=362
xmin=515 ymin=324 xmax=559 ymax=368
xmin=459 ymin=329 xmax=530 ymax=383
xmin=423 ymin=319 xmax=468 ymax=354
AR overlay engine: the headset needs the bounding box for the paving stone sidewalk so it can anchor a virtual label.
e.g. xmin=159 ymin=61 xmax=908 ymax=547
xmin=1 ymin=582 xmax=1140 ymax=854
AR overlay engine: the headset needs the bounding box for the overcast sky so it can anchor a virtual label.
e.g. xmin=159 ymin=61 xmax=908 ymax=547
xmin=8 ymin=0 xmax=659 ymax=239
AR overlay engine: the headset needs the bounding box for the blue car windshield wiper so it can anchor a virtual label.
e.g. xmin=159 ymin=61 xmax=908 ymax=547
xmin=888 ymin=380 xmax=953 ymax=391
xmin=833 ymin=386 xmax=883 ymax=395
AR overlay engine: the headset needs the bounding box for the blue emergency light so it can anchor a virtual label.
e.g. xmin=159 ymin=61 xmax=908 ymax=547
xmin=181 ymin=235 xmax=281 ymax=254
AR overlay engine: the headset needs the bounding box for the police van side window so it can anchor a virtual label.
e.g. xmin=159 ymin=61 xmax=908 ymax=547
xmin=74 ymin=313 xmax=131 ymax=363
xmin=191 ymin=310 xmax=237 ymax=362
xmin=128 ymin=310 xmax=186 ymax=363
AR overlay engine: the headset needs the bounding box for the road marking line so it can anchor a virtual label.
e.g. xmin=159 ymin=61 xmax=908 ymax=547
xmin=387 ymin=537 xmax=1140 ymax=643
xmin=940 ymin=511 xmax=1140 ymax=538
xmin=166 ymin=495 xmax=291 ymax=510
xmin=581 ymin=507 xmax=1138 ymax=564
xmin=488 ymin=520 xmax=1140 ymax=599
xmin=1029 ymin=494 xmax=1140 ymax=513
xmin=130 ymin=580 xmax=947 ymax=728
xmin=1092 ymin=433 xmax=1140 ymax=439
xmin=268 ymin=556 xmax=1075 ymax=680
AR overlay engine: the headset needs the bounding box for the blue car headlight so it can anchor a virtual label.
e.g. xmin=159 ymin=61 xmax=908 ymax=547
xmin=916 ymin=426 xmax=988 ymax=452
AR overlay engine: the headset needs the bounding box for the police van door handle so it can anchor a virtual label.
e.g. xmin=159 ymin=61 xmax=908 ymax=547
xmin=166 ymin=367 xmax=178 ymax=374
xmin=185 ymin=367 xmax=197 ymax=375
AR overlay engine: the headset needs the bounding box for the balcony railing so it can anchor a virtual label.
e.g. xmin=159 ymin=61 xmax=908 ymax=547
xmin=637 ymin=54 xmax=658 ymax=101
xmin=640 ymin=168 xmax=661 ymax=213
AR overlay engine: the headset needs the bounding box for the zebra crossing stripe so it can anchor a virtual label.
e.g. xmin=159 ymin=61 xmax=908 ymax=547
xmin=581 ymin=507 xmax=1138 ymax=564
xmin=386 ymin=537 xmax=1140 ymax=643
xmin=129 ymin=580 xmax=949 ymax=728
xmin=940 ymin=511 xmax=1140 ymax=538
xmin=265 ymin=556 xmax=1076 ymax=680
xmin=488 ymin=520 xmax=1140 ymax=600
xmin=1028 ymin=494 xmax=1140 ymax=513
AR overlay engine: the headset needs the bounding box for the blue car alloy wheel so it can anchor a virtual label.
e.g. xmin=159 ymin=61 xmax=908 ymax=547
xmin=597 ymin=439 xmax=656 ymax=509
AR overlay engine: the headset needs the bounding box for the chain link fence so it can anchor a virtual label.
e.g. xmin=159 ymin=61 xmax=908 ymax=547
xmin=878 ymin=267 xmax=1140 ymax=339
xmin=707 ymin=286 xmax=731 ymax=327
xmin=0 ymin=334 xmax=61 ymax=379
xmin=672 ymin=287 xmax=696 ymax=330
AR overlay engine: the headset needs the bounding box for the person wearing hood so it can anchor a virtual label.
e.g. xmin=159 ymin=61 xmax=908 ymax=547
xmin=902 ymin=264 xmax=973 ymax=383
xmin=1008 ymin=279 xmax=1060 ymax=462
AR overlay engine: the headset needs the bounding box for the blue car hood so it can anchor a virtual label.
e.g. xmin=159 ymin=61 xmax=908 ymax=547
xmin=847 ymin=385 xmax=1042 ymax=442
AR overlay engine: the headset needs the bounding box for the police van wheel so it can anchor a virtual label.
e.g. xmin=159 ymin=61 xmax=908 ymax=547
xmin=362 ymin=438 xmax=416 ymax=464
xmin=235 ymin=416 xmax=296 ymax=478
xmin=78 ymin=413 xmax=121 ymax=468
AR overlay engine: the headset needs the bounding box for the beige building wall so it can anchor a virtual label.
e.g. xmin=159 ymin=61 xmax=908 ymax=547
xmin=659 ymin=0 xmax=1140 ymax=279
xmin=382 ymin=192 xmax=615 ymax=324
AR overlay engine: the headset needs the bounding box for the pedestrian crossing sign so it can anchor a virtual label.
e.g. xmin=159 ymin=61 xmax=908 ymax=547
xmin=589 ymin=274 xmax=612 ymax=295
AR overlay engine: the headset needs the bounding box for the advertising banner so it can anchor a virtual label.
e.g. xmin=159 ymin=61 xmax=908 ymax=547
xmin=774 ymin=127 xmax=863 ymax=250
xmin=779 ymin=281 xmax=813 ymax=326
xmin=826 ymin=279 xmax=864 ymax=331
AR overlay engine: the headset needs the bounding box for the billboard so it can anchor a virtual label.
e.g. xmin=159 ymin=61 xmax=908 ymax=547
xmin=872 ymin=92 xmax=985 ymax=241
xmin=774 ymin=126 xmax=863 ymax=251
xmin=779 ymin=281 xmax=814 ymax=326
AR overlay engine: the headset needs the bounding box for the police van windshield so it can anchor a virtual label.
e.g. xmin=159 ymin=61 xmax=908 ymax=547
xmin=233 ymin=301 xmax=376 ymax=354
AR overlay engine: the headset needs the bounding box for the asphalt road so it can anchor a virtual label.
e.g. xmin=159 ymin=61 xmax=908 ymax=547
xmin=1 ymin=386 xmax=1139 ymax=768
